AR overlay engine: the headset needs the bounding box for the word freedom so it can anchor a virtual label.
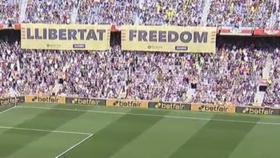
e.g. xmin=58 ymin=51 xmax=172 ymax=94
xmin=26 ymin=28 xmax=106 ymax=40
xmin=129 ymin=30 xmax=208 ymax=43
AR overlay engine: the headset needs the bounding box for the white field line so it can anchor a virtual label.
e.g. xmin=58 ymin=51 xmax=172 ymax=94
xmin=0 ymin=106 xmax=17 ymax=114
xmin=55 ymin=133 xmax=94 ymax=158
xmin=0 ymin=125 xmax=91 ymax=136
xmin=18 ymin=106 xmax=280 ymax=126
xmin=0 ymin=124 xmax=93 ymax=158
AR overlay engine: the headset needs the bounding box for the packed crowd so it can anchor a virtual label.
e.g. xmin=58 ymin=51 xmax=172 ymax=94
xmin=77 ymin=0 xmax=137 ymax=25
xmin=24 ymin=0 xmax=77 ymax=24
xmin=1 ymin=39 xmax=279 ymax=106
xmin=207 ymin=0 xmax=279 ymax=28
xmin=136 ymin=0 xmax=204 ymax=26
xmin=76 ymin=0 xmax=204 ymax=25
xmin=0 ymin=0 xmax=19 ymax=25
xmin=0 ymin=0 xmax=280 ymax=107
xmin=1 ymin=0 xmax=280 ymax=28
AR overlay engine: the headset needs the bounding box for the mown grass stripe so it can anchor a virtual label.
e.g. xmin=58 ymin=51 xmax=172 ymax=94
xmin=0 ymin=106 xmax=86 ymax=157
xmin=170 ymin=114 xmax=259 ymax=158
xmin=62 ymin=109 xmax=169 ymax=158
xmin=110 ymin=117 xmax=209 ymax=158
xmin=227 ymin=124 xmax=280 ymax=158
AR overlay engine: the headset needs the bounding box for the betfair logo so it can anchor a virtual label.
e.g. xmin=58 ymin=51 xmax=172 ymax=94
xmin=72 ymin=98 xmax=99 ymax=105
xmin=155 ymin=102 xmax=188 ymax=110
xmin=31 ymin=96 xmax=38 ymax=102
xmin=112 ymin=101 xmax=141 ymax=107
xmin=242 ymin=107 xmax=274 ymax=115
xmin=198 ymin=105 xmax=229 ymax=112
xmin=0 ymin=98 xmax=18 ymax=106
xmin=31 ymin=96 xmax=59 ymax=103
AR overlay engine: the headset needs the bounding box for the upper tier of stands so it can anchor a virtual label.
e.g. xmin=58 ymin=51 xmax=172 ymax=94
xmin=0 ymin=0 xmax=279 ymax=28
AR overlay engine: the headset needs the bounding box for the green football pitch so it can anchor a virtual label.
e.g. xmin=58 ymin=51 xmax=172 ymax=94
xmin=1 ymin=103 xmax=280 ymax=158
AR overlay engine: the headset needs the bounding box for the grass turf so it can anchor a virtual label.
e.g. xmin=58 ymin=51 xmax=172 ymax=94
xmin=0 ymin=103 xmax=280 ymax=158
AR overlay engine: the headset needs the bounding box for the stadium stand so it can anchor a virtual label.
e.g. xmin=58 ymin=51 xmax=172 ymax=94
xmin=24 ymin=0 xmax=76 ymax=24
xmin=0 ymin=0 xmax=279 ymax=108
xmin=207 ymin=0 xmax=280 ymax=28
xmin=77 ymin=0 xmax=137 ymax=25
xmin=1 ymin=0 xmax=279 ymax=27
xmin=0 ymin=37 xmax=279 ymax=107
xmin=0 ymin=0 xmax=19 ymax=25
xmin=136 ymin=0 xmax=204 ymax=26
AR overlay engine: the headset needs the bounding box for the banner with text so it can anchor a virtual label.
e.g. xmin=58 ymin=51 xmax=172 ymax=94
xmin=25 ymin=96 xmax=66 ymax=104
xmin=121 ymin=25 xmax=216 ymax=53
xmin=66 ymin=97 xmax=106 ymax=106
xmin=21 ymin=24 xmax=111 ymax=50
xmin=0 ymin=97 xmax=25 ymax=106
xmin=106 ymin=99 xmax=149 ymax=109
xmin=236 ymin=106 xmax=280 ymax=115
xmin=148 ymin=101 xmax=191 ymax=110
xmin=191 ymin=103 xmax=236 ymax=113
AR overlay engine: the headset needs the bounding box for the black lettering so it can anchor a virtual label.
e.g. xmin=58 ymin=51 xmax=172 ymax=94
xmin=168 ymin=31 xmax=178 ymax=42
xmin=96 ymin=29 xmax=106 ymax=40
xmin=59 ymin=29 xmax=67 ymax=40
xmin=158 ymin=31 xmax=167 ymax=42
xmin=194 ymin=32 xmax=208 ymax=43
xmin=86 ymin=30 xmax=97 ymax=40
xmin=77 ymin=29 xmax=87 ymax=40
xmin=34 ymin=28 xmax=42 ymax=39
xmin=26 ymin=28 xmax=34 ymax=39
xmin=180 ymin=31 xmax=192 ymax=43
xmin=129 ymin=30 xmax=137 ymax=41
xmin=149 ymin=30 xmax=157 ymax=42
xmin=68 ymin=29 xmax=77 ymax=40
xmin=49 ymin=29 xmax=57 ymax=40
xmin=43 ymin=28 xmax=47 ymax=39
xmin=138 ymin=31 xmax=148 ymax=42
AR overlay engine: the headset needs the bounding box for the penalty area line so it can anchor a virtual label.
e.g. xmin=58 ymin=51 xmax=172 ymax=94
xmin=0 ymin=106 xmax=17 ymax=114
xmin=0 ymin=125 xmax=94 ymax=158
xmin=0 ymin=125 xmax=92 ymax=136
xmin=55 ymin=133 xmax=94 ymax=158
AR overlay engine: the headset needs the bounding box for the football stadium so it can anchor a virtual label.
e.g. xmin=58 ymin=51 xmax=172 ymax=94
xmin=1 ymin=0 xmax=280 ymax=158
